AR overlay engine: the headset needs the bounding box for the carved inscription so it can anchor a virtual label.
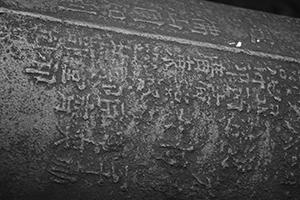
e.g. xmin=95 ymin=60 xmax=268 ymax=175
xmin=1 ymin=9 xmax=300 ymax=199
xmin=130 ymin=7 xmax=164 ymax=26
xmin=58 ymin=0 xmax=221 ymax=36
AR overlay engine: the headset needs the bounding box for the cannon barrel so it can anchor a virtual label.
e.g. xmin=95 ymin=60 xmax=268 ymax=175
xmin=0 ymin=0 xmax=300 ymax=199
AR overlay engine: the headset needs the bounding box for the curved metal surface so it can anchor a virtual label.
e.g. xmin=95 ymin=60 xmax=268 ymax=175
xmin=0 ymin=0 xmax=300 ymax=199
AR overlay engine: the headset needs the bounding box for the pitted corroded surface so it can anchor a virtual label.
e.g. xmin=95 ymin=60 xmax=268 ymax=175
xmin=2 ymin=0 xmax=300 ymax=59
xmin=0 ymin=16 xmax=58 ymax=198
xmin=0 ymin=1 xmax=300 ymax=200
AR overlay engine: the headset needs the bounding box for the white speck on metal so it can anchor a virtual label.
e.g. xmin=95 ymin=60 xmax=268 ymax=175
xmin=236 ymin=41 xmax=242 ymax=47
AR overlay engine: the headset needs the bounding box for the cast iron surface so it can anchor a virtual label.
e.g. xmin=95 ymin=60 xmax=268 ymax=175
xmin=0 ymin=0 xmax=300 ymax=199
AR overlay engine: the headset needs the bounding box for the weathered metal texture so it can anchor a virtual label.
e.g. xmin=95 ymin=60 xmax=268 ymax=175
xmin=0 ymin=0 xmax=300 ymax=199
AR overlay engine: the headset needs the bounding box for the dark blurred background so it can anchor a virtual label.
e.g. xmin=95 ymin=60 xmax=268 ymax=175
xmin=205 ymin=0 xmax=300 ymax=18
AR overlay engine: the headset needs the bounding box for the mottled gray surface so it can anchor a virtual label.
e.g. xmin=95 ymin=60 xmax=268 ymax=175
xmin=0 ymin=0 xmax=300 ymax=200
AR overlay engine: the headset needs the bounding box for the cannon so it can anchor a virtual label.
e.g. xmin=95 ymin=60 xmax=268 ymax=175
xmin=0 ymin=0 xmax=300 ymax=199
